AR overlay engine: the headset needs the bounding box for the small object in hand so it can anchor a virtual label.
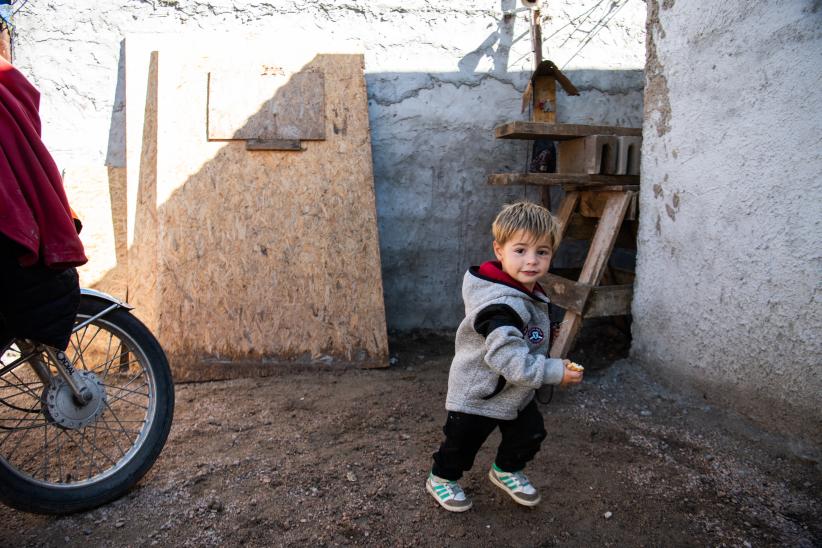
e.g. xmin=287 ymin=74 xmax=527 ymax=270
xmin=566 ymin=361 xmax=584 ymax=372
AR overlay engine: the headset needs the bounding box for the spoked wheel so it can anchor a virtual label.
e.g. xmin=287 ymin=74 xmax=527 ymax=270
xmin=0 ymin=297 xmax=174 ymax=514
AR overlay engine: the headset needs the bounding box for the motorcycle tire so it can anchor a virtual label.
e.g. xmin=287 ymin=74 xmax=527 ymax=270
xmin=0 ymin=296 xmax=174 ymax=514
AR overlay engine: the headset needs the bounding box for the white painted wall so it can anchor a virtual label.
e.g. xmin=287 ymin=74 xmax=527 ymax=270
xmin=10 ymin=0 xmax=647 ymax=330
xmin=635 ymin=0 xmax=822 ymax=448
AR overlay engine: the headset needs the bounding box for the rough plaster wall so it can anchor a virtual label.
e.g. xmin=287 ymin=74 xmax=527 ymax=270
xmin=12 ymin=0 xmax=646 ymax=330
xmin=635 ymin=0 xmax=822 ymax=449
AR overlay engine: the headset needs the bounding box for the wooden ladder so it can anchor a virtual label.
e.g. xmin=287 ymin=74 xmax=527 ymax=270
xmin=488 ymin=121 xmax=641 ymax=358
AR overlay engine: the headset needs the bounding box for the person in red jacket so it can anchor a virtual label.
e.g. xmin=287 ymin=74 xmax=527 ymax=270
xmin=0 ymin=54 xmax=87 ymax=350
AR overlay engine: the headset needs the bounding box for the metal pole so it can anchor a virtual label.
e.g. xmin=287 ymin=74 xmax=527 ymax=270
xmin=531 ymin=7 xmax=542 ymax=69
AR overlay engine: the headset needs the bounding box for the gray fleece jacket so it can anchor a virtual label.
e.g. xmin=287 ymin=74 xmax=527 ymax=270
xmin=445 ymin=262 xmax=566 ymax=420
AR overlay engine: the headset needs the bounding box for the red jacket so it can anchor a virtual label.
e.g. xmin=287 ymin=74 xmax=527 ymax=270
xmin=0 ymin=58 xmax=87 ymax=268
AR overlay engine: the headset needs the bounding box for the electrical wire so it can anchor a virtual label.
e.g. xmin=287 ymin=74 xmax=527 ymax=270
xmin=12 ymin=0 xmax=29 ymax=16
xmin=561 ymin=0 xmax=630 ymax=70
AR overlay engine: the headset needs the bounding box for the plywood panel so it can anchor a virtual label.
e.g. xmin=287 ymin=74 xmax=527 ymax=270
xmin=207 ymin=69 xmax=325 ymax=140
xmin=62 ymin=165 xmax=128 ymax=299
xmin=126 ymin=35 xmax=387 ymax=378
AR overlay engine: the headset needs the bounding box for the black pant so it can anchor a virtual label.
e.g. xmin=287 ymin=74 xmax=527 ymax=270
xmin=0 ymin=235 xmax=80 ymax=350
xmin=431 ymin=400 xmax=547 ymax=481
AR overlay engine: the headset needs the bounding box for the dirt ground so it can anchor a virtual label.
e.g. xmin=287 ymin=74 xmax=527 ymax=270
xmin=1 ymin=326 xmax=820 ymax=547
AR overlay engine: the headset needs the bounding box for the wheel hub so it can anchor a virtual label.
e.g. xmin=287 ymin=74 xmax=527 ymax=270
xmin=42 ymin=371 xmax=107 ymax=429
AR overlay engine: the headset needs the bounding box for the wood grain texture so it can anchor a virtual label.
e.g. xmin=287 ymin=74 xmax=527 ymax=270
xmin=487 ymin=173 xmax=639 ymax=186
xmin=532 ymin=76 xmax=556 ymax=123
xmin=207 ymin=70 xmax=325 ymax=141
xmin=126 ymin=37 xmax=388 ymax=377
xmin=565 ymin=214 xmax=637 ymax=250
xmin=245 ymin=139 xmax=303 ymax=151
xmin=550 ymin=191 xmax=633 ymax=358
xmin=584 ymin=285 xmax=633 ymax=318
xmin=578 ymin=192 xmax=633 ymax=283
xmin=538 ymin=273 xmax=591 ymax=315
xmin=495 ymin=121 xmax=642 ymax=140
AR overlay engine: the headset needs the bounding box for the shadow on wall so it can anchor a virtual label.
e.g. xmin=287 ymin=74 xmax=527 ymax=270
xmin=363 ymin=68 xmax=644 ymax=331
xmin=89 ymin=70 xmax=644 ymax=338
xmin=89 ymin=52 xmax=390 ymax=381
xmin=89 ymin=14 xmax=645 ymax=338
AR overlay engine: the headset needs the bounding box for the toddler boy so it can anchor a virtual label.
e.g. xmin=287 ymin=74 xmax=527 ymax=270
xmin=426 ymin=201 xmax=583 ymax=512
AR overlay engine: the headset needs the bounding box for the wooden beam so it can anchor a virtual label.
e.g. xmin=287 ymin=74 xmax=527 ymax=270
xmin=584 ymin=285 xmax=633 ymax=318
xmin=565 ymin=215 xmax=637 ymax=249
xmin=562 ymin=184 xmax=639 ymax=192
xmin=539 ymin=273 xmax=591 ymax=315
xmin=550 ymin=191 xmax=633 ymax=358
xmin=578 ymin=192 xmax=634 ymax=283
xmin=532 ymin=76 xmax=556 ymax=123
xmin=495 ymin=121 xmax=642 ymax=141
xmin=554 ymin=191 xmax=579 ymax=241
xmin=487 ymin=173 xmax=639 ymax=187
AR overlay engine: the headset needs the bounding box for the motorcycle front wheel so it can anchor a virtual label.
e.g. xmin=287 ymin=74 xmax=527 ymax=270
xmin=0 ymin=297 xmax=174 ymax=514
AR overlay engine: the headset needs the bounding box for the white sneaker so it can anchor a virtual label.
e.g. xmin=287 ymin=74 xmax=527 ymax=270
xmin=488 ymin=464 xmax=541 ymax=506
xmin=426 ymin=472 xmax=473 ymax=512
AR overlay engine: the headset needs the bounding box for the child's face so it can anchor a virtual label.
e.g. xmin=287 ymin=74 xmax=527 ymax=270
xmin=493 ymin=230 xmax=553 ymax=291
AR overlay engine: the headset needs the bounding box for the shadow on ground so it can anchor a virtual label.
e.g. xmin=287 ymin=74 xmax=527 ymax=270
xmin=0 ymin=325 xmax=819 ymax=547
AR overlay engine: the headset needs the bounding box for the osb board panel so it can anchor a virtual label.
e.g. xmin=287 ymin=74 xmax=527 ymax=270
xmin=207 ymin=69 xmax=325 ymax=140
xmin=125 ymin=35 xmax=387 ymax=375
xmin=62 ymin=165 xmax=127 ymax=299
xmin=125 ymin=47 xmax=160 ymax=331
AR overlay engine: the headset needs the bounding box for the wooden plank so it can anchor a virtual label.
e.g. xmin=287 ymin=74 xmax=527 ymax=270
xmin=533 ymin=76 xmax=556 ymax=123
xmin=564 ymin=215 xmax=637 ymax=249
xmin=487 ymin=173 xmax=639 ymax=186
xmin=539 ymin=273 xmax=591 ymax=315
xmin=562 ymin=184 xmax=639 ymax=192
xmin=246 ymin=139 xmax=303 ymax=151
xmin=545 ymin=188 xmax=579 ymax=260
xmin=554 ymin=191 xmax=579 ymax=240
xmin=578 ymin=192 xmax=634 ymax=283
xmin=125 ymin=44 xmax=389 ymax=375
xmin=495 ymin=121 xmax=642 ymax=141
xmin=550 ymin=191 xmax=633 ymax=358
xmin=579 ymin=192 xmax=608 ymax=218
xmin=578 ymin=191 xmax=637 ymax=220
xmin=584 ymin=285 xmax=633 ymax=318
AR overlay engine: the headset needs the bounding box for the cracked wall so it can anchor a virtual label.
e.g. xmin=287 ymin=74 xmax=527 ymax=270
xmin=634 ymin=0 xmax=822 ymax=449
xmin=12 ymin=0 xmax=647 ymax=330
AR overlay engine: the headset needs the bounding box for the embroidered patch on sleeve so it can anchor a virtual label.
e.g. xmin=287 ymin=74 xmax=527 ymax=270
xmin=526 ymin=326 xmax=545 ymax=344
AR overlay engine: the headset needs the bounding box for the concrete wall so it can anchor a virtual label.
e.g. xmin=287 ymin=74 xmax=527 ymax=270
xmin=634 ymin=0 xmax=822 ymax=448
xmin=11 ymin=0 xmax=646 ymax=331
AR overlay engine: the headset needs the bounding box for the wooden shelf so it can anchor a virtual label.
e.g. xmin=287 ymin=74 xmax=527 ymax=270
xmin=485 ymin=120 xmax=641 ymax=357
xmin=495 ymin=121 xmax=642 ymax=140
xmin=487 ymin=172 xmax=638 ymax=190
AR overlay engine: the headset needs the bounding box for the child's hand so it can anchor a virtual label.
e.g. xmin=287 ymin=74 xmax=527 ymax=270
xmin=559 ymin=359 xmax=584 ymax=387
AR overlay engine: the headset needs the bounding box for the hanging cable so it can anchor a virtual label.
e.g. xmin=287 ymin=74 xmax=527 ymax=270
xmin=12 ymin=0 xmax=30 ymax=16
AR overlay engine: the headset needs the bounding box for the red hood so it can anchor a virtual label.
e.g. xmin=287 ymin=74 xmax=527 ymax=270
xmin=474 ymin=261 xmax=547 ymax=300
xmin=0 ymin=58 xmax=86 ymax=268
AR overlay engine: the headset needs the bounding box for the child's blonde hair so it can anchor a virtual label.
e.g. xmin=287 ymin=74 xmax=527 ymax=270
xmin=492 ymin=201 xmax=561 ymax=250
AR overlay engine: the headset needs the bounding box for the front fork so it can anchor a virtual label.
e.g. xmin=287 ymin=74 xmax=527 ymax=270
xmin=17 ymin=341 xmax=92 ymax=404
xmin=6 ymin=290 xmax=130 ymax=405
